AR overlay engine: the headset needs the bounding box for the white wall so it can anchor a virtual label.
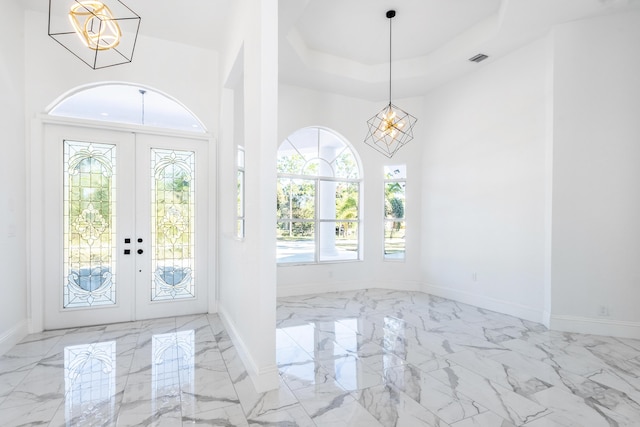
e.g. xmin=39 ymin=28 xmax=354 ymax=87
xmin=24 ymin=10 xmax=218 ymax=129
xmin=217 ymin=0 xmax=279 ymax=392
xmin=420 ymin=38 xmax=549 ymax=323
xmin=277 ymin=85 xmax=425 ymax=296
xmin=550 ymin=10 xmax=640 ymax=338
xmin=0 ymin=0 xmax=28 ymax=354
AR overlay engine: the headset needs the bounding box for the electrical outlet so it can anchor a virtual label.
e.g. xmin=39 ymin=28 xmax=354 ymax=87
xmin=472 ymin=272 xmax=477 ymax=282
xmin=598 ymin=305 xmax=610 ymax=317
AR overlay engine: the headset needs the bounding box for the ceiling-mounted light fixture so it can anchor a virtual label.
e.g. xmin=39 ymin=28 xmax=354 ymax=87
xmin=364 ymin=10 xmax=417 ymax=158
xmin=48 ymin=0 xmax=141 ymax=69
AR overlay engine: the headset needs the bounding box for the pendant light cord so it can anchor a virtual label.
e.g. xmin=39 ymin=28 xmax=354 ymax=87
xmin=388 ymin=14 xmax=393 ymax=105
xmin=139 ymin=89 xmax=146 ymax=125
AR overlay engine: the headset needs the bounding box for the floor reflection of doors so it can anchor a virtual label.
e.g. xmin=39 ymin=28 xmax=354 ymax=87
xmin=44 ymin=125 xmax=208 ymax=329
xmin=64 ymin=341 xmax=117 ymax=422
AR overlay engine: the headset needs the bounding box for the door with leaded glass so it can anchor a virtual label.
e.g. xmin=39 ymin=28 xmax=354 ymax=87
xmin=43 ymin=125 xmax=209 ymax=329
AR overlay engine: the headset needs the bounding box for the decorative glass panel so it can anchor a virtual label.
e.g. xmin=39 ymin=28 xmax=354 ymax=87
xmin=64 ymin=141 xmax=116 ymax=308
xmin=151 ymin=149 xmax=195 ymax=301
xmin=64 ymin=341 xmax=117 ymax=423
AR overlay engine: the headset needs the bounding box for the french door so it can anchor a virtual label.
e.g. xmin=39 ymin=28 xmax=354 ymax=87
xmin=43 ymin=124 xmax=209 ymax=329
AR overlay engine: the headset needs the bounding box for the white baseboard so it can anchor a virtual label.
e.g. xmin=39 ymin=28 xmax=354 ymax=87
xmin=550 ymin=315 xmax=640 ymax=340
xmin=279 ymin=282 xmax=640 ymax=339
xmin=421 ymin=283 xmax=545 ymax=324
xmin=217 ymin=306 xmax=279 ymax=393
xmin=0 ymin=320 xmax=28 ymax=356
xmin=277 ymin=279 xmax=421 ymax=298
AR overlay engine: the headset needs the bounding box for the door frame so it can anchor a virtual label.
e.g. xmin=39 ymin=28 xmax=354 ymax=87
xmin=29 ymin=115 xmax=217 ymax=332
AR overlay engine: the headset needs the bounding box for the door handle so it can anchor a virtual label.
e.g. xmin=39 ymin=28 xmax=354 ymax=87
xmin=137 ymin=249 xmax=144 ymax=254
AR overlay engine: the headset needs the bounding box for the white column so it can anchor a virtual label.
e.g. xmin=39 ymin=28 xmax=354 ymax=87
xmin=319 ymin=145 xmax=338 ymax=257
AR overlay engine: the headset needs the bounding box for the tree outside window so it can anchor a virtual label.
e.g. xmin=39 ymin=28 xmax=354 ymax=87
xmin=384 ymin=165 xmax=406 ymax=260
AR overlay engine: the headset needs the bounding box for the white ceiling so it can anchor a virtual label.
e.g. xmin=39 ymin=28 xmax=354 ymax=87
xmin=22 ymin=0 xmax=640 ymax=101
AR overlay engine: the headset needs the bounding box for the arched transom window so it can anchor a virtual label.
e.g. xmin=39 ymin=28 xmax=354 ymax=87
xmin=49 ymin=83 xmax=206 ymax=133
xmin=277 ymin=127 xmax=362 ymax=264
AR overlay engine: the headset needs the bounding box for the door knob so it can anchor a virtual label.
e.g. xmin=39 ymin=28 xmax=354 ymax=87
xmin=137 ymin=249 xmax=144 ymax=254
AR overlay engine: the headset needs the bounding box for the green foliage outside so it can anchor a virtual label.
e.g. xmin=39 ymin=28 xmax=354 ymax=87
xmin=384 ymin=181 xmax=406 ymax=255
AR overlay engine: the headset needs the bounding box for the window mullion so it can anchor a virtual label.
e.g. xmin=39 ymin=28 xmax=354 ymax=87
xmin=315 ymin=177 xmax=320 ymax=263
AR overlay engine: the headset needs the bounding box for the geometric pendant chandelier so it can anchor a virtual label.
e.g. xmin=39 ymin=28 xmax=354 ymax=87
xmin=48 ymin=0 xmax=141 ymax=69
xmin=364 ymin=10 xmax=417 ymax=158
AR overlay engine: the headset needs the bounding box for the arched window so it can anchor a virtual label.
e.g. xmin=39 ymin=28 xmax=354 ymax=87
xmin=277 ymin=127 xmax=362 ymax=264
xmin=48 ymin=83 xmax=206 ymax=133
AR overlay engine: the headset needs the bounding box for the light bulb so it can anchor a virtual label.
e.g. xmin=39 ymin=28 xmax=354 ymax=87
xmin=376 ymin=106 xmax=406 ymax=143
xmin=69 ymin=1 xmax=122 ymax=51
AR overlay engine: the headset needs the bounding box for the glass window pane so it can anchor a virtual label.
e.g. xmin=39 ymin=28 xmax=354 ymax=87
xmin=384 ymin=165 xmax=407 ymax=179
xmin=277 ymin=178 xmax=315 ymax=220
xmin=385 ymin=182 xmax=405 ymax=220
xmin=151 ymin=148 xmax=195 ymax=301
xmin=319 ymin=128 xmax=344 ymax=154
xmin=64 ymin=141 xmax=117 ymax=308
xmin=333 ymin=148 xmax=359 ymax=179
xmin=385 ymin=220 xmax=405 ymax=260
xmin=277 ymin=140 xmax=306 ymax=174
xmin=237 ymin=148 xmax=245 ymax=169
xmin=50 ymin=84 xmax=205 ymax=133
xmin=237 ymin=170 xmax=244 ymax=217
xmin=287 ymin=128 xmax=319 ymax=159
xmin=319 ymin=221 xmax=358 ymax=262
xmin=237 ymin=147 xmax=245 ymax=239
xmin=301 ymin=158 xmax=324 ymax=176
xmin=277 ymin=221 xmax=315 ymax=263
xmin=277 ymin=126 xmax=361 ymax=265
xmin=335 ymin=182 xmax=359 ymax=220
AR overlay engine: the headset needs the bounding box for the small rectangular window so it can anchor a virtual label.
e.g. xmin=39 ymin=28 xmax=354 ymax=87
xmin=237 ymin=146 xmax=245 ymax=238
xmin=384 ymin=165 xmax=406 ymax=261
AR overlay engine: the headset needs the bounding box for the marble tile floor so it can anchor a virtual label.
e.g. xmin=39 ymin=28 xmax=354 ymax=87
xmin=1 ymin=289 xmax=640 ymax=426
